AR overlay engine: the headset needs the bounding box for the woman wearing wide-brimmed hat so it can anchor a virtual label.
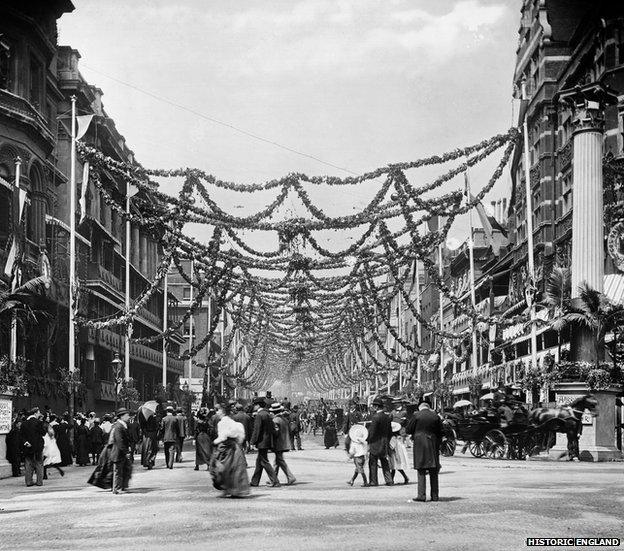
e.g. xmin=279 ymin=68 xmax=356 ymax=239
xmin=323 ymin=408 xmax=339 ymax=449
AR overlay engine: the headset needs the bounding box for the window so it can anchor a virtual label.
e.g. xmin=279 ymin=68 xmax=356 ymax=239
xmin=29 ymin=55 xmax=44 ymax=110
xmin=0 ymin=36 xmax=12 ymax=91
xmin=0 ymin=182 xmax=11 ymax=247
xmin=182 ymin=286 xmax=191 ymax=300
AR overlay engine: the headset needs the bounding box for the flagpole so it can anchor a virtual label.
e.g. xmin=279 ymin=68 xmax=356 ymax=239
xmin=521 ymin=79 xmax=537 ymax=404
xmin=220 ymin=308 xmax=225 ymax=397
xmin=187 ymin=259 xmax=194 ymax=380
xmin=162 ymin=261 xmax=168 ymax=387
xmin=415 ymin=257 xmax=422 ymax=385
xmin=206 ymin=288 xmax=212 ymax=406
xmin=398 ymin=287 xmax=403 ymax=392
xmin=124 ymin=190 xmax=131 ymax=381
xmin=69 ymin=96 xmax=77 ymax=419
xmin=438 ymin=242 xmax=445 ymax=387
xmin=9 ymin=157 xmax=21 ymax=365
xmin=465 ymin=169 xmax=479 ymax=374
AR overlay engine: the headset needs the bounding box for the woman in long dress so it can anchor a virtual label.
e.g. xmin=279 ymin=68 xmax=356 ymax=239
xmin=55 ymin=414 xmax=73 ymax=467
xmin=43 ymin=425 xmax=65 ymax=478
xmin=324 ymin=410 xmax=339 ymax=449
xmin=74 ymin=418 xmax=91 ymax=466
xmin=194 ymin=408 xmax=213 ymax=471
xmin=210 ymin=403 xmax=249 ymax=498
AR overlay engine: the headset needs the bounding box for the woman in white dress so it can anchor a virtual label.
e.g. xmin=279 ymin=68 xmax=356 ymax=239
xmin=210 ymin=403 xmax=249 ymax=498
xmin=43 ymin=424 xmax=65 ymax=479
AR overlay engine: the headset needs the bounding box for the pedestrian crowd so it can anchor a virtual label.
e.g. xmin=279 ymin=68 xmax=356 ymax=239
xmin=5 ymin=393 xmax=446 ymax=502
xmin=5 ymin=405 xmax=142 ymax=487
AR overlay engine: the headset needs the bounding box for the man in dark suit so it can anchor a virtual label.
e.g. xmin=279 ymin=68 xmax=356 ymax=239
xmin=110 ymin=408 xmax=133 ymax=494
xmin=127 ymin=413 xmax=141 ymax=463
xmin=160 ymin=406 xmax=181 ymax=469
xmin=19 ymin=407 xmax=46 ymax=487
xmin=271 ymin=403 xmax=296 ymax=485
xmin=231 ymin=403 xmax=252 ymax=452
xmin=367 ymin=398 xmax=393 ymax=486
xmin=175 ymin=408 xmax=187 ymax=462
xmin=406 ymin=400 xmax=443 ymax=502
xmin=250 ymin=398 xmax=279 ymax=487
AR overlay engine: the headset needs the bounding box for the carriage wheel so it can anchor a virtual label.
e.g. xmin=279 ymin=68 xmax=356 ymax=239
xmin=441 ymin=433 xmax=456 ymax=457
xmin=468 ymin=440 xmax=485 ymax=457
xmin=485 ymin=429 xmax=508 ymax=459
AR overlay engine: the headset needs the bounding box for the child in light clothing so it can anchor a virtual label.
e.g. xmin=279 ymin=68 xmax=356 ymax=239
xmin=389 ymin=425 xmax=410 ymax=484
xmin=347 ymin=437 xmax=369 ymax=487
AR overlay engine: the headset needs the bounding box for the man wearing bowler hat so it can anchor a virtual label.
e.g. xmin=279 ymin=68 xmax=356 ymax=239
xmin=110 ymin=407 xmax=132 ymax=494
xmin=250 ymin=397 xmax=279 ymax=487
xmin=406 ymin=399 xmax=443 ymax=502
xmin=367 ymin=397 xmax=393 ymax=486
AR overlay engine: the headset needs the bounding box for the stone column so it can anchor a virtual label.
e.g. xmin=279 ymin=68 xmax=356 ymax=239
xmin=560 ymin=84 xmax=616 ymax=363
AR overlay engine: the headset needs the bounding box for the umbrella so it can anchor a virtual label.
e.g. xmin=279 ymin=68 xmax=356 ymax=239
xmin=480 ymin=393 xmax=495 ymax=401
xmin=138 ymin=400 xmax=159 ymax=422
xmin=348 ymin=423 xmax=368 ymax=443
xmin=453 ymin=399 xmax=473 ymax=408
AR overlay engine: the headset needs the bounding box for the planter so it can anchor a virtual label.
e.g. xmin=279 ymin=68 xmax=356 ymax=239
xmin=548 ymin=382 xmax=623 ymax=462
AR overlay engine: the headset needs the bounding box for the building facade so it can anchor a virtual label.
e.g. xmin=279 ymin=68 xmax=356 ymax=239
xmin=0 ymin=1 xmax=185 ymax=419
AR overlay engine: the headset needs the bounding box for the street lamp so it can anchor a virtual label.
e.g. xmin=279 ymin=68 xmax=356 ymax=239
xmin=112 ymin=353 xmax=122 ymax=411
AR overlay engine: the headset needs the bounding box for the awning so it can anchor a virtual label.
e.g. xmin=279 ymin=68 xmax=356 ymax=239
xmin=452 ymin=386 xmax=469 ymax=395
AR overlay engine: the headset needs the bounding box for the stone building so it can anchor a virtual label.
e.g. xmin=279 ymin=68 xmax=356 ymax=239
xmin=0 ymin=0 xmax=185 ymax=420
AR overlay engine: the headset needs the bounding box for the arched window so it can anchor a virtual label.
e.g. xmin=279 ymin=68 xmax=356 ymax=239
xmin=0 ymin=163 xmax=11 ymax=247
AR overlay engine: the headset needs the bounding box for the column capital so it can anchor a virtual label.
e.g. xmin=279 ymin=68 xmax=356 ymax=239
xmin=557 ymin=83 xmax=618 ymax=134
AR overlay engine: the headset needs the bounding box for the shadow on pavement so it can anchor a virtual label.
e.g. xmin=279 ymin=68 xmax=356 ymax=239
xmin=0 ymin=509 xmax=28 ymax=514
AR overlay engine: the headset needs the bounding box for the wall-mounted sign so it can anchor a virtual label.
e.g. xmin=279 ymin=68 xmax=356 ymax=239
xmin=0 ymin=398 xmax=13 ymax=434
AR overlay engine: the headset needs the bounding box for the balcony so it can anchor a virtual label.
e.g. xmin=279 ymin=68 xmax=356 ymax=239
xmin=83 ymin=327 xmax=185 ymax=374
xmin=555 ymin=210 xmax=573 ymax=240
xmin=530 ymin=164 xmax=540 ymax=188
xmin=94 ymin=380 xmax=117 ymax=402
xmin=86 ymin=263 xmax=124 ymax=295
xmin=0 ymin=89 xmax=55 ymax=146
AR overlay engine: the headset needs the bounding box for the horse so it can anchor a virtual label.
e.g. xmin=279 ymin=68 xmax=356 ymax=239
xmin=528 ymin=395 xmax=598 ymax=460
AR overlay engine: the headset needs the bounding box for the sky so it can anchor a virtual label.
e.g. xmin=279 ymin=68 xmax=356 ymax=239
xmin=58 ymin=0 xmax=521 ymax=250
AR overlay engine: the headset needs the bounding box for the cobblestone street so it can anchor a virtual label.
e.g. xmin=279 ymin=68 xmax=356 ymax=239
xmin=1 ymin=435 xmax=622 ymax=551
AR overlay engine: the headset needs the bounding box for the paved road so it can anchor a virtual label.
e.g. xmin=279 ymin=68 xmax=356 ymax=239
xmin=1 ymin=434 xmax=622 ymax=551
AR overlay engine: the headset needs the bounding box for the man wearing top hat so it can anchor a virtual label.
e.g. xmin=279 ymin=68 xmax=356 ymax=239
xmin=405 ymin=399 xmax=443 ymax=502
xmin=367 ymin=398 xmax=393 ymax=486
xmin=160 ymin=406 xmax=181 ymax=469
xmin=110 ymin=408 xmax=133 ymax=494
xmin=250 ymin=397 xmax=279 ymax=487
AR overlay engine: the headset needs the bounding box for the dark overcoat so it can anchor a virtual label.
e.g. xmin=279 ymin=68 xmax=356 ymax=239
xmin=19 ymin=416 xmax=46 ymax=456
xmin=367 ymin=411 xmax=392 ymax=457
xmin=272 ymin=415 xmax=290 ymax=452
xmin=405 ymin=408 xmax=443 ymax=470
xmin=109 ymin=420 xmax=131 ymax=463
xmin=160 ymin=414 xmax=181 ymax=443
xmin=250 ymin=409 xmax=274 ymax=450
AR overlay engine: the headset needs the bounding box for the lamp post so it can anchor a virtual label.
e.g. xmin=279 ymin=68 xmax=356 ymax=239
xmin=112 ymin=353 xmax=122 ymax=412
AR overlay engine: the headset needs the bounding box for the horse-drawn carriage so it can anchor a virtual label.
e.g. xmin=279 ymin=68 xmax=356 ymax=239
xmin=441 ymin=395 xmax=597 ymax=461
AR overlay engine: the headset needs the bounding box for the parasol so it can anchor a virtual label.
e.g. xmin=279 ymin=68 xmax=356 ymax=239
xmin=138 ymin=400 xmax=159 ymax=423
xmin=453 ymin=399 xmax=473 ymax=408
xmin=480 ymin=393 xmax=495 ymax=401
xmin=348 ymin=423 xmax=368 ymax=443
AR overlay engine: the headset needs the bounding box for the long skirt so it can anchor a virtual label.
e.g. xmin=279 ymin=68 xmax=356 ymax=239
xmin=56 ymin=428 xmax=73 ymax=467
xmin=87 ymin=446 xmax=114 ymax=489
xmin=141 ymin=432 xmax=158 ymax=468
xmin=75 ymin=435 xmax=90 ymax=466
xmin=195 ymin=432 xmax=212 ymax=467
xmin=324 ymin=427 xmax=338 ymax=448
xmin=209 ymin=439 xmax=250 ymax=497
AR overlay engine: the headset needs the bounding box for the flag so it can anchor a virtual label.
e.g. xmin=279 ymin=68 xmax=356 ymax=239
xmin=18 ymin=188 xmax=27 ymax=219
xmin=3 ymin=237 xmax=17 ymax=277
xmin=75 ymin=114 xmax=94 ymax=140
xmin=79 ymin=161 xmax=90 ymax=223
xmin=127 ymin=182 xmax=140 ymax=197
